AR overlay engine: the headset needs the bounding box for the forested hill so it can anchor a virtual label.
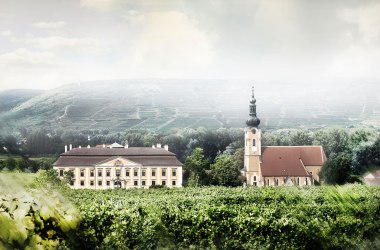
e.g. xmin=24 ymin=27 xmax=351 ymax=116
xmin=0 ymin=79 xmax=379 ymax=134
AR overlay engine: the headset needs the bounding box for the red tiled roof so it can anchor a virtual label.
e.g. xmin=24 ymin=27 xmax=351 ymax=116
xmin=261 ymin=146 xmax=326 ymax=177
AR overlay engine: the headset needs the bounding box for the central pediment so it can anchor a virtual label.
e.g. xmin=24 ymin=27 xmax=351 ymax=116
xmin=95 ymin=156 xmax=141 ymax=167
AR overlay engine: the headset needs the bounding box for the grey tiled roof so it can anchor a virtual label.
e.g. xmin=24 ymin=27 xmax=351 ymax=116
xmin=54 ymin=147 xmax=181 ymax=167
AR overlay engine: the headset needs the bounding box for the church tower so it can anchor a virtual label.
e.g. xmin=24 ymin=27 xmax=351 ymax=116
xmin=244 ymin=86 xmax=262 ymax=186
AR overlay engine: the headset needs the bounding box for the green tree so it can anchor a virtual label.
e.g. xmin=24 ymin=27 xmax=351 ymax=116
xmin=211 ymin=154 xmax=242 ymax=187
xmin=321 ymin=153 xmax=352 ymax=185
xmin=5 ymin=157 xmax=16 ymax=171
xmin=31 ymin=169 xmax=65 ymax=189
xmin=290 ymin=130 xmax=314 ymax=145
xmin=183 ymin=148 xmax=210 ymax=186
xmin=232 ymin=147 xmax=244 ymax=170
xmin=313 ymin=129 xmax=349 ymax=158
xmin=351 ymin=137 xmax=380 ymax=174
xmin=64 ymin=170 xmax=75 ymax=186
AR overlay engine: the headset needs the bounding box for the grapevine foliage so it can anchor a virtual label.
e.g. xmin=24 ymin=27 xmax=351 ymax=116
xmin=66 ymin=185 xmax=380 ymax=250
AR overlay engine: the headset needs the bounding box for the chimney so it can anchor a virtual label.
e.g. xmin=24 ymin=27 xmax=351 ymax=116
xmin=157 ymin=143 xmax=161 ymax=148
xmin=69 ymin=144 xmax=72 ymax=150
xmin=87 ymin=145 xmax=90 ymax=148
xmin=164 ymin=145 xmax=169 ymax=151
xmin=64 ymin=145 xmax=67 ymax=152
xmin=124 ymin=144 xmax=129 ymax=148
xmin=103 ymin=144 xmax=105 ymax=148
xmin=79 ymin=146 xmax=82 ymax=148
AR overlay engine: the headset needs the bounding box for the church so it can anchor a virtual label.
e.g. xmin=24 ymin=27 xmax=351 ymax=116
xmin=242 ymin=87 xmax=326 ymax=186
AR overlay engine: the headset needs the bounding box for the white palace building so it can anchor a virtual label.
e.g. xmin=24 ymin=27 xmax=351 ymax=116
xmin=53 ymin=143 xmax=183 ymax=189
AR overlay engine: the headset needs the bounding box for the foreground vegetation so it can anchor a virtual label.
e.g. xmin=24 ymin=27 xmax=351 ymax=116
xmin=1 ymin=171 xmax=379 ymax=249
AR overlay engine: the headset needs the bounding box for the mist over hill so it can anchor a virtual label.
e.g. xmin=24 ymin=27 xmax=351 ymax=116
xmin=0 ymin=89 xmax=43 ymax=113
xmin=0 ymin=79 xmax=379 ymax=134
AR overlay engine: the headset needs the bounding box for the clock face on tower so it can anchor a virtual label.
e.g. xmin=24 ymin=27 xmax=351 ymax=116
xmin=251 ymin=128 xmax=256 ymax=134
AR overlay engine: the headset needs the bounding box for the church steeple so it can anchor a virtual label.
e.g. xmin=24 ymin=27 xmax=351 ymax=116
xmin=246 ymin=86 xmax=260 ymax=128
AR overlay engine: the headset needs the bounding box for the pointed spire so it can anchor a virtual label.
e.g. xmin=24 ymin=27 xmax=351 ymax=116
xmin=246 ymin=86 xmax=260 ymax=127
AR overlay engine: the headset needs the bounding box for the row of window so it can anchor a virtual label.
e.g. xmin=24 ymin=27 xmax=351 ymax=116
xmin=262 ymin=177 xmax=311 ymax=186
xmin=60 ymin=168 xmax=177 ymax=178
xmin=75 ymin=180 xmax=177 ymax=186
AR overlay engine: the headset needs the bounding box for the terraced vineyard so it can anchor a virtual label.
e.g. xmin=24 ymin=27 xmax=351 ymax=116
xmin=0 ymin=79 xmax=379 ymax=133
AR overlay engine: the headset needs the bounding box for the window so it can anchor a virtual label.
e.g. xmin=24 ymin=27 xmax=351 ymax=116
xmin=70 ymin=180 xmax=74 ymax=186
xmin=297 ymin=177 xmax=300 ymax=185
xmin=90 ymin=169 xmax=94 ymax=177
xmin=106 ymin=181 xmax=110 ymax=186
xmin=80 ymin=169 xmax=85 ymax=177
xmin=253 ymin=175 xmax=256 ymax=181
xmin=172 ymin=180 xmax=176 ymax=186
xmin=267 ymin=179 xmax=270 ymax=186
xmin=90 ymin=180 xmax=94 ymax=186
xmin=134 ymin=181 xmax=138 ymax=186
xmin=134 ymin=169 xmax=138 ymax=177
xmin=106 ymin=169 xmax=111 ymax=177
xmin=253 ymin=139 xmax=256 ymax=147
xmin=162 ymin=181 xmax=166 ymax=186
xmin=172 ymin=169 xmax=176 ymax=177
xmin=151 ymin=181 xmax=156 ymax=186
xmin=98 ymin=169 xmax=102 ymax=177
xmin=80 ymin=180 xmax=84 ymax=186
xmin=142 ymin=169 xmax=146 ymax=177
xmin=142 ymin=181 xmax=146 ymax=186
xmin=125 ymin=169 xmax=130 ymax=176
xmin=162 ymin=169 xmax=166 ymax=177
xmin=59 ymin=169 xmax=64 ymax=177
xmin=275 ymin=179 xmax=279 ymax=186
xmin=116 ymin=169 xmax=120 ymax=177
xmin=152 ymin=169 xmax=156 ymax=177
xmin=98 ymin=180 xmax=102 ymax=186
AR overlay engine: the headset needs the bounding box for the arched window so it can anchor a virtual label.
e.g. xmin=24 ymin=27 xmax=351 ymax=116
xmin=252 ymin=139 xmax=256 ymax=147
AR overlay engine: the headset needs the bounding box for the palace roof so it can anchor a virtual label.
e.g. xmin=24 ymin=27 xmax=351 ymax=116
xmin=54 ymin=147 xmax=182 ymax=167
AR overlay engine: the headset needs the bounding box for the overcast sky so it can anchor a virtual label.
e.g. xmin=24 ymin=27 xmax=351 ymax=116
xmin=0 ymin=0 xmax=379 ymax=90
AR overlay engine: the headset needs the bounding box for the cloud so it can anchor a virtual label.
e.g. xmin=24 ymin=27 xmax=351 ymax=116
xmin=123 ymin=11 xmax=217 ymax=77
xmin=33 ymin=21 xmax=66 ymax=29
xmin=0 ymin=48 xmax=56 ymax=67
xmin=80 ymin=0 xmax=122 ymax=11
xmin=23 ymin=36 xmax=100 ymax=52
xmin=339 ymin=3 xmax=380 ymax=45
xmin=1 ymin=30 xmax=12 ymax=36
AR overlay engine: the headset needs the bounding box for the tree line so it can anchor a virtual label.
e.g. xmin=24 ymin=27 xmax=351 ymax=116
xmin=1 ymin=127 xmax=379 ymax=185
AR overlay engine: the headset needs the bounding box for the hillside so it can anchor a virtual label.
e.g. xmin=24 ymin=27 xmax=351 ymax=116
xmin=0 ymin=79 xmax=379 ymax=133
xmin=0 ymin=89 xmax=43 ymax=113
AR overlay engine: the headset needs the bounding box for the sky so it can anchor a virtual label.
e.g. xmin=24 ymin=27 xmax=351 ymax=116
xmin=0 ymin=0 xmax=380 ymax=90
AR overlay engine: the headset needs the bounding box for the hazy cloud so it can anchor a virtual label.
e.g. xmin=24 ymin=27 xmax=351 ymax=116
xmin=0 ymin=48 xmax=56 ymax=67
xmin=23 ymin=36 xmax=100 ymax=52
xmin=33 ymin=21 xmax=66 ymax=29
xmin=124 ymin=11 xmax=217 ymax=77
xmin=80 ymin=0 xmax=122 ymax=11
xmin=1 ymin=30 xmax=12 ymax=37
xmin=0 ymin=0 xmax=379 ymax=90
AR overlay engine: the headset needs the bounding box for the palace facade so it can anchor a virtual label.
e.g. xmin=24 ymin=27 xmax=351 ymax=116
xmin=53 ymin=143 xmax=182 ymax=189
xmin=242 ymin=87 xmax=326 ymax=186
